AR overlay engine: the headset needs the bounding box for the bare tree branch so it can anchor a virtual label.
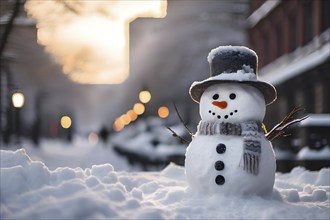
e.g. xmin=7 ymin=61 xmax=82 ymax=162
xmin=173 ymin=102 xmax=193 ymax=137
xmin=266 ymin=106 xmax=308 ymax=141
xmin=166 ymin=126 xmax=190 ymax=144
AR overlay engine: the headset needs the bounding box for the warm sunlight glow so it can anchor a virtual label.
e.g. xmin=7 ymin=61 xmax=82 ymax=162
xmin=88 ymin=132 xmax=99 ymax=145
xmin=133 ymin=103 xmax=145 ymax=115
xmin=139 ymin=90 xmax=151 ymax=104
xmin=158 ymin=106 xmax=169 ymax=118
xmin=127 ymin=109 xmax=138 ymax=122
xmin=25 ymin=0 xmax=167 ymax=84
xmin=12 ymin=92 xmax=25 ymax=108
xmin=60 ymin=116 xmax=72 ymax=129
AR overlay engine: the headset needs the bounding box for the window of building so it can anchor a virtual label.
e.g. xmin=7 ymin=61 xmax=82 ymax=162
xmin=263 ymin=31 xmax=270 ymax=65
xmin=289 ymin=14 xmax=297 ymax=53
xmin=278 ymin=96 xmax=288 ymax=121
xmin=303 ymin=0 xmax=314 ymax=44
xmin=295 ymin=89 xmax=305 ymax=109
xmin=314 ymin=81 xmax=323 ymax=113
xmin=275 ymin=23 xmax=283 ymax=58
xmin=304 ymin=80 xmax=315 ymax=113
xmin=320 ymin=65 xmax=330 ymax=113
xmin=321 ymin=0 xmax=330 ymax=33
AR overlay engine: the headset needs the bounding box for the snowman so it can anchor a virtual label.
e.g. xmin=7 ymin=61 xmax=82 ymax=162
xmin=185 ymin=46 xmax=277 ymax=196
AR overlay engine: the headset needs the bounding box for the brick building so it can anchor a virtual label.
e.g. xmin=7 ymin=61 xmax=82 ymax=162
xmin=248 ymin=0 xmax=330 ymax=157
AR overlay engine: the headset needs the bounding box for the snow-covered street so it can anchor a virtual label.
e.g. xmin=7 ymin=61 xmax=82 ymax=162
xmin=1 ymin=148 xmax=329 ymax=219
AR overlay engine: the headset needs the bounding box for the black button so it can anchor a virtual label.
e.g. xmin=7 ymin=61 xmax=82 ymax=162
xmin=214 ymin=161 xmax=225 ymax=171
xmin=216 ymin=144 xmax=226 ymax=154
xmin=215 ymin=175 xmax=225 ymax=185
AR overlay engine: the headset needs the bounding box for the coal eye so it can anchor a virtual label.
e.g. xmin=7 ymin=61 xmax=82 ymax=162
xmin=229 ymin=93 xmax=236 ymax=100
xmin=212 ymin=94 xmax=219 ymax=100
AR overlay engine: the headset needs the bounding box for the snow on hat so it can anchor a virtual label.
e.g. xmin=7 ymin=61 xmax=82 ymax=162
xmin=189 ymin=45 xmax=277 ymax=105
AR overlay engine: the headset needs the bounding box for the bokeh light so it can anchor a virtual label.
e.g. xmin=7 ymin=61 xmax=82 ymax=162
xmin=60 ymin=116 xmax=72 ymax=129
xmin=12 ymin=92 xmax=25 ymax=108
xmin=158 ymin=106 xmax=169 ymax=118
xmin=120 ymin=114 xmax=131 ymax=125
xmin=113 ymin=118 xmax=124 ymax=132
xmin=139 ymin=90 xmax=151 ymax=103
xmin=127 ymin=109 xmax=138 ymax=122
xmin=133 ymin=103 xmax=145 ymax=115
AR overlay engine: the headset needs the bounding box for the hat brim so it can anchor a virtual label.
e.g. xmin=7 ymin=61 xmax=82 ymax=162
xmin=189 ymin=78 xmax=277 ymax=105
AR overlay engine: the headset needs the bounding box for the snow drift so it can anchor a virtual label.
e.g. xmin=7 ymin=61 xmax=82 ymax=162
xmin=1 ymin=149 xmax=329 ymax=219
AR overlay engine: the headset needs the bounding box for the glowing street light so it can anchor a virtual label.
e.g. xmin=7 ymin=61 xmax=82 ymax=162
xmin=133 ymin=103 xmax=145 ymax=115
xmin=158 ymin=106 xmax=169 ymax=118
xmin=11 ymin=92 xmax=25 ymax=143
xmin=12 ymin=92 xmax=25 ymax=108
xmin=139 ymin=90 xmax=151 ymax=103
xmin=60 ymin=116 xmax=72 ymax=129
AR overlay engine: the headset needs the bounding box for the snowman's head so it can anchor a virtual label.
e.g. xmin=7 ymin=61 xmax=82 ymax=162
xmin=199 ymin=83 xmax=266 ymax=123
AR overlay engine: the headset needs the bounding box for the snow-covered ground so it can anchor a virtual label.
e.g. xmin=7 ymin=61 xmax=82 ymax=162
xmin=1 ymin=118 xmax=329 ymax=219
xmin=4 ymin=137 xmax=133 ymax=172
xmin=2 ymin=117 xmax=187 ymax=172
xmin=1 ymin=148 xmax=329 ymax=219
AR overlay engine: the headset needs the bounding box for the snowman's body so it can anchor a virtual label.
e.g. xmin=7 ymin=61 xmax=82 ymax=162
xmin=185 ymin=133 xmax=275 ymax=195
xmin=185 ymin=83 xmax=276 ymax=196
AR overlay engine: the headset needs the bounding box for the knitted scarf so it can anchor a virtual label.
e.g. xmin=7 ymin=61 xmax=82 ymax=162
xmin=197 ymin=120 xmax=263 ymax=175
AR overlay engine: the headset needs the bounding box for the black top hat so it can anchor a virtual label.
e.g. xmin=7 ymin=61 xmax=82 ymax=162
xmin=189 ymin=46 xmax=277 ymax=105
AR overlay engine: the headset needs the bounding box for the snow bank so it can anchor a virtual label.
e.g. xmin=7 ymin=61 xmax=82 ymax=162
xmin=1 ymin=149 xmax=329 ymax=219
xmin=297 ymin=146 xmax=330 ymax=160
xmin=19 ymin=137 xmax=133 ymax=171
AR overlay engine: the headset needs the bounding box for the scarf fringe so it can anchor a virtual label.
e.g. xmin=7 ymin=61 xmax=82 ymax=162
xmin=242 ymin=152 xmax=260 ymax=175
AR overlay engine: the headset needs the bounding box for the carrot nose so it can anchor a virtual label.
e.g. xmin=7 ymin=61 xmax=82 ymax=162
xmin=212 ymin=101 xmax=227 ymax=109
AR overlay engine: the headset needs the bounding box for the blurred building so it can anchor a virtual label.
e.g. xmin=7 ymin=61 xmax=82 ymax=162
xmin=1 ymin=0 xmax=249 ymax=145
xmin=0 ymin=0 xmax=77 ymax=144
xmin=248 ymin=0 xmax=330 ymax=155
